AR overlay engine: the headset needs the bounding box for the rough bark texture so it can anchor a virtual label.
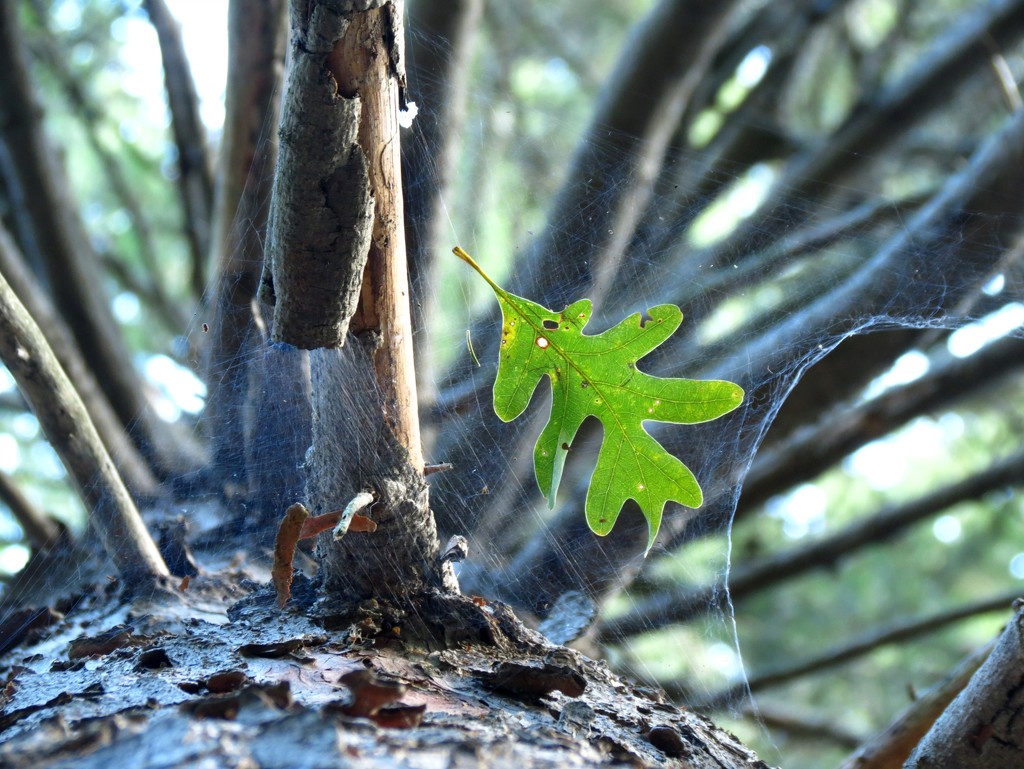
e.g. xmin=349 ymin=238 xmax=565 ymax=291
xmin=904 ymin=605 xmax=1024 ymax=768
xmin=0 ymin=263 xmax=168 ymax=585
xmin=262 ymin=3 xmax=374 ymax=349
xmin=0 ymin=576 xmax=770 ymax=769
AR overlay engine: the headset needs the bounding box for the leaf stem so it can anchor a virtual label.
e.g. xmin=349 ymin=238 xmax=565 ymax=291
xmin=453 ymin=246 xmax=504 ymax=295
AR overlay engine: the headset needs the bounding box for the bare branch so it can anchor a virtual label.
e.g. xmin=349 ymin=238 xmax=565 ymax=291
xmin=741 ymin=702 xmax=865 ymax=749
xmin=0 ymin=245 xmax=168 ymax=584
xmin=0 ymin=0 xmax=203 ymax=480
xmin=0 ymin=225 xmax=159 ymax=498
xmin=839 ymin=638 xmax=996 ymax=769
xmin=0 ymin=470 xmax=62 ymax=551
xmin=905 ymin=604 xmax=1024 ymax=768
xmin=712 ymin=0 xmax=1024 ymax=262
xmin=690 ymin=589 xmax=1021 ymax=711
xmin=143 ymin=0 xmax=215 ymax=298
xmin=600 ymin=449 xmax=1024 ymax=639
xmin=27 ymin=22 xmax=189 ymax=334
xmin=203 ymin=0 xmax=287 ymax=495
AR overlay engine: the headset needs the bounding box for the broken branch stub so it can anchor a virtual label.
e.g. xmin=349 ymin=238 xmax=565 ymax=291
xmin=261 ymin=4 xmax=374 ymax=349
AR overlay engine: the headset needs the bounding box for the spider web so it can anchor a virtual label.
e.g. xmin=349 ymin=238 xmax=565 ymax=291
xmin=2 ymin=2 xmax=1024 ymax=765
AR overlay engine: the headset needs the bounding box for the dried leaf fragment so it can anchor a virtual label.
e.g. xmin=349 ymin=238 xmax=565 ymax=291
xmin=479 ymin=660 xmax=587 ymax=699
xmin=272 ymin=503 xmax=309 ymax=608
xmin=68 ymin=626 xmax=133 ymax=659
xmin=332 ymin=668 xmax=426 ymax=728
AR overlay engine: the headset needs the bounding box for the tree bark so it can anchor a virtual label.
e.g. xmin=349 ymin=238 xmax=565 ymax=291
xmin=261 ymin=3 xmax=374 ymax=350
xmin=905 ymin=604 xmax=1024 ymax=768
xmin=266 ymin=0 xmax=440 ymax=604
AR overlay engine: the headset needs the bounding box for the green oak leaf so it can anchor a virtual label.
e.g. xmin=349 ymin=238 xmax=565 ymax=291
xmin=455 ymin=247 xmax=744 ymax=554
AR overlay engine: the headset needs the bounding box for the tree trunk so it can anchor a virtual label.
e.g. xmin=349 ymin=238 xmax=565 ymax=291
xmin=264 ymin=0 xmax=445 ymax=606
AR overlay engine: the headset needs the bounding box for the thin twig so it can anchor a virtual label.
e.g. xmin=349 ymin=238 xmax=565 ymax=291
xmin=143 ymin=0 xmax=214 ymax=298
xmin=0 ymin=470 xmax=62 ymax=551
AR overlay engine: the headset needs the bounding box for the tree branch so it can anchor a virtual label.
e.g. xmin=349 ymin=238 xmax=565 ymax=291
xmin=267 ymin=0 xmax=446 ymax=602
xmin=26 ymin=19 xmax=189 ymax=334
xmin=0 ymin=0 xmax=203 ymax=480
xmin=143 ymin=0 xmax=215 ymax=298
xmin=0 ymin=470 xmax=62 ymax=551
xmin=203 ymin=0 xmax=287 ymax=496
xmin=711 ymin=0 xmax=1024 ymax=263
xmin=690 ymin=589 xmax=1022 ymax=711
xmin=838 ymin=637 xmax=996 ymax=769
xmin=0 ymin=251 xmax=168 ymax=585
xmin=600 ymin=449 xmax=1024 ymax=639
xmin=905 ymin=603 xmax=1024 ymax=768
xmin=0 ymin=225 xmax=159 ymax=498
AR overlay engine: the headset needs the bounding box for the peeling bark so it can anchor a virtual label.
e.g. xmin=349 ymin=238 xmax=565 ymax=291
xmin=264 ymin=1 xmax=437 ymax=607
xmin=262 ymin=2 xmax=375 ymax=350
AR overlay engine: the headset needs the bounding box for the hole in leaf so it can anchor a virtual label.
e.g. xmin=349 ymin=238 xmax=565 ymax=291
xmin=543 ymin=319 xmax=558 ymax=330
xmin=639 ymin=311 xmax=654 ymax=327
